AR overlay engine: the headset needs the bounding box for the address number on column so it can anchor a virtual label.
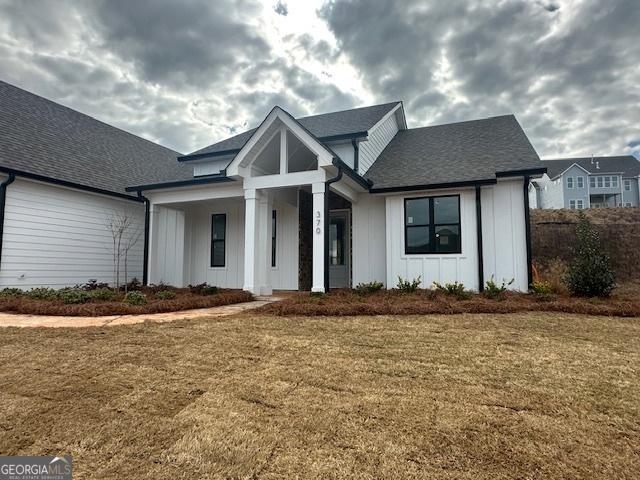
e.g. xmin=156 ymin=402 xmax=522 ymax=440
xmin=315 ymin=210 xmax=322 ymax=234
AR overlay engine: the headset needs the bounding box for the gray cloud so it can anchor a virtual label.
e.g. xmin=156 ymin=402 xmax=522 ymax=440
xmin=274 ymin=1 xmax=288 ymax=16
xmin=320 ymin=0 xmax=640 ymax=158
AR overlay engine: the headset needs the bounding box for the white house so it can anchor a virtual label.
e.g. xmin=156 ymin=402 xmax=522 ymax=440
xmin=0 ymin=80 xmax=545 ymax=293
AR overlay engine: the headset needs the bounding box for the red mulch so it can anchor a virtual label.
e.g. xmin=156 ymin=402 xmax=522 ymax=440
xmin=0 ymin=289 xmax=253 ymax=316
xmin=256 ymin=288 xmax=640 ymax=317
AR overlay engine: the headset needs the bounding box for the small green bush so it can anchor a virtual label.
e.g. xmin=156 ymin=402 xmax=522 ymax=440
xmin=124 ymin=291 xmax=147 ymax=305
xmin=354 ymin=281 xmax=384 ymax=295
xmin=26 ymin=287 xmax=59 ymax=301
xmin=155 ymin=290 xmax=176 ymax=300
xmin=0 ymin=287 xmax=23 ymax=297
xmin=90 ymin=288 xmax=117 ymax=301
xmin=77 ymin=279 xmax=110 ymax=291
xmin=189 ymin=283 xmax=218 ymax=296
xmin=530 ymin=281 xmax=553 ymax=295
xmin=126 ymin=277 xmax=142 ymax=292
xmin=58 ymin=288 xmax=91 ymax=304
xmin=483 ymin=276 xmax=514 ymax=300
xmin=397 ymin=276 xmax=421 ymax=293
xmin=433 ymin=281 xmax=472 ymax=300
xmin=564 ymin=213 xmax=615 ymax=297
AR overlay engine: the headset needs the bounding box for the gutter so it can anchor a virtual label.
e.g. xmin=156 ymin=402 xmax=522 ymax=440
xmin=0 ymin=173 xmax=16 ymax=271
xmin=137 ymin=190 xmax=151 ymax=286
xmin=324 ymin=163 xmax=344 ymax=292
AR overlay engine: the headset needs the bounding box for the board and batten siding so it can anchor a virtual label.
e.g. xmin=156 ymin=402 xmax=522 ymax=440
xmin=351 ymin=193 xmax=386 ymax=286
xmin=358 ymin=110 xmax=399 ymax=174
xmin=149 ymin=205 xmax=186 ymax=286
xmin=384 ymin=189 xmax=480 ymax=290
xmin=481 ymin=179 xmax=528 ymax=291
xmin=0 ymin=177 xmax=144 ymax=289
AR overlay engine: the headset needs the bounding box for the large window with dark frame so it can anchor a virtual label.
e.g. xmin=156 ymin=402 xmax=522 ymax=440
xmin=210 ymin=213 xmax=226 ymax=267
xmin=404 ymin=195 xmax=461 ymax=254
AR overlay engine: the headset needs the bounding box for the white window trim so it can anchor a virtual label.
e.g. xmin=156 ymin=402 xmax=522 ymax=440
xmin=566 ymin=176 xmax=574 ymax=189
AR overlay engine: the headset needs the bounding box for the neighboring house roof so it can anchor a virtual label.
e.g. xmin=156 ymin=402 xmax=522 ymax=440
xmin=366 ymin=115 xmax=543 ymax=191
xmin=0 ymin=80 xmax=192 ymax=197
xmin=182 ymin=101 xmax=401 ymax=160
xmin=542 ymin=156 xmax=640 ymax=179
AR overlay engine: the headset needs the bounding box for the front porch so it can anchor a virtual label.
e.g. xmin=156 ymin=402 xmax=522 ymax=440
xmin=143 ymin=107 xmax=365 ymax=294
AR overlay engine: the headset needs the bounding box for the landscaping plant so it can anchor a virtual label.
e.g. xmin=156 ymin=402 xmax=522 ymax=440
xmin=124 ymin=291 xmax=148 ymax=305
xmin=58 ymin=288 xmax=91 ymax=305
xmin=189 ymin=283 xmax=218 ymax=296
xmin=433 ymin=281 xmax=472 ymax=300
xmin=90 ymin=288 xmax=117 ymax=301
xmin=564 ymin=212 xmax=616 ymax=297
xmin=354 ymin=281 xmax=384 ymax=295
xmin=155 ymin=290 xmax=177 ymax=300
xmin=397 ymin=276 xmax=421 ymax=293
xmin=483 ymin=276 xmax=514 ymax=300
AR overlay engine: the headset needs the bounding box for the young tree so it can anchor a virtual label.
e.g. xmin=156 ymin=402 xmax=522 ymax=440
xmin=564 ymin=212 xmax=615 ymax=297
xmin=106 ymin=210 xmax=141 ymax=291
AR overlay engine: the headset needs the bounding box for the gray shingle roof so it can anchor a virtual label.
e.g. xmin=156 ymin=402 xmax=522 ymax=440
xmin=0 ymin=80 xmax=193 ymax=196
xmin=186 ymin=101 xmax=401 ymax=158
xmin=366 ymin=115 xmax=542 ymax=190
xmin=543 ymin=156 xmax=640 ymax=179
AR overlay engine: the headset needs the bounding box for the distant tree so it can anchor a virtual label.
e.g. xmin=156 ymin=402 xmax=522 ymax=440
xmin=564 ymin=212 xmax=615 ymax=297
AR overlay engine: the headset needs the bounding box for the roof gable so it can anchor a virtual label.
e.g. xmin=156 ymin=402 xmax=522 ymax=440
xmin=543 ymin=156 xmax=640 ymax=179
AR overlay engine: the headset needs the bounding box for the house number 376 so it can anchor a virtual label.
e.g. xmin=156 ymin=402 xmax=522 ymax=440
xmin=315 ymin=211 xmax=322 ymax=234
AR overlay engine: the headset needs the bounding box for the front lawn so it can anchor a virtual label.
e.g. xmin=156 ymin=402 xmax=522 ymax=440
xmin=0 ymin=312 xmax=638 ymax=478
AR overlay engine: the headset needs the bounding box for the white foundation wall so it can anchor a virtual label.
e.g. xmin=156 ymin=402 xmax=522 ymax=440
xmin=1 ymin=177 xmax=144 ymax=289
xmin=384 ymin=189 xmax=480 ymax=290
xmin=351 ymin=194 xmax=387 ymax=286
xmin=481 ymin=179 xmax=528 ymax=291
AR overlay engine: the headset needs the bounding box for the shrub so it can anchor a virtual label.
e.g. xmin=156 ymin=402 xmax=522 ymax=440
xmin=0 ymin=288 xmax=23 ymax=297
xmin=155 ymin=290 xmax=176 ymax=300
xmin=189 ymin=283 xmax=218 ymax=296
xmin=564 ymin=213 xmax=616 ymax=297
xmin=433 ymin=281 xmax=472 ymax=300
xmin=90 ymin=288 xmax=117 ymax=301
xmin=78 ymin=279 xmax=109 ymax=291
xmin=530 ymin=281 xmax=553 ymax=295
xmin=354 ymin=281 xmax=384 ymax=295
xmin=124 ymin=291 xmax=147 ymax=305
xmin=58 ymin=288 xmax=91 ymax=304
xmin=126 ymin=277 xmax=142 ymax=292
xmin=26 ymin=287 xmax=59 ymax=301
xmin=397 ymin=276 xmax=421 ymax=293
xmin=483 ymin=276 xmax=514 ymax=300
xmin=146 ymin=282 xmax=175 ymax=294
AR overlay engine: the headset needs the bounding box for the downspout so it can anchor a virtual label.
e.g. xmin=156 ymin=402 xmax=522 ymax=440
xmin=0 ymin=173 xmax=16 ymax=270
xmin=475 ymin=185 xmax=484 ymax=292
xmin=137 ymin=190 xmax=151 ymax=286
xmin=523 ymin=175 xmax=533 ymax=288
xmin=351 ymin=138 xmax=360 ymax=174
xmin=324 ymin=162 xmax=343 ymax=292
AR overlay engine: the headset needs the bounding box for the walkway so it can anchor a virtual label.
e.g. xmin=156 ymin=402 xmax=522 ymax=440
xmin=0 ymin=297 xmax=277 ymax=328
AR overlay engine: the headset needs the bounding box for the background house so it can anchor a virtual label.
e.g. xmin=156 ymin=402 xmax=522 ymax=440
xmin=530 ymin=156 xmax=640 ymax=209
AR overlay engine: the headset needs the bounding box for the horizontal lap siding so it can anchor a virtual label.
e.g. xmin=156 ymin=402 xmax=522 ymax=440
xmin=358 ymin=112 xmax=399 ymax=174
xmin=1 ymin=178 xmax=144 ymax=288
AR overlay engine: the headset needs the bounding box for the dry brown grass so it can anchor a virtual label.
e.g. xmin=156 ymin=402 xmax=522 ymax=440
xmin=0 ymin=289 xmax=253 ymax=316
xmin=1 ymin=312 xmax=639 ymax=478
xmin=257 ymin=286 xmax=640 ymax=317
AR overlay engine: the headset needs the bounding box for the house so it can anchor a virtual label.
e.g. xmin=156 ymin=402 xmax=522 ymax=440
xmin=531 ymin=156 xmax=640 ymax=209
xmin=0 ymin=80 xmax=545 ymax=293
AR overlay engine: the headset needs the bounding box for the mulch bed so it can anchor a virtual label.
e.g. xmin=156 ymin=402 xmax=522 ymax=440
xmin=0 ymin=289 xmax=254 ymax=316
xmin=256 ymin=288 xmax=640 ymax=317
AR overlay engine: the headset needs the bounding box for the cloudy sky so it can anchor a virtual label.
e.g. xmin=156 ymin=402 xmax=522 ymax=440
xmin=0 ymin=0 xmax=637 ymax=158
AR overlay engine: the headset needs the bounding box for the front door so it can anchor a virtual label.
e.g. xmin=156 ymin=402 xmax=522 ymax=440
xmin=329 ymin=210 xmax=350 ymax=288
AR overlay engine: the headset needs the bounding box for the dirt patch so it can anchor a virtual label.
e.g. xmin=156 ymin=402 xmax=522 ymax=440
xmin=255 ymin=287 xmax=640 ymax=317
xmin=0 ymin=312 xmax=638 ymax=478
xmin=0 ymin=289 xmax=253 ymax=316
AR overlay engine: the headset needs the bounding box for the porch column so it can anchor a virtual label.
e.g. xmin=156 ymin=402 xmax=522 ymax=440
xmin=243 ymin=189 xmax=260 ymax=294
xmin=147 ymin=203 xmax=160 ymax=285
xmin=311 ymin=182 xmax=326 ymax=293
xmin=256 ymin=191 xmax=273 ymax=295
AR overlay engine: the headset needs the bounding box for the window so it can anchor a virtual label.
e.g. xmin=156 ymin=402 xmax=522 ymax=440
xmin=576 ymin=199 xmax=584 ymax=209
xmin=405 ymin=195 xmax=461 ymax=254
xmin=604 ymin=176 xmax=611 ymax=187
xmin=566 ymin=177 xmax=574 ymax=189
xmin=329 ymin=216 xmax=346 ymax=265
xmin=569 ymin=200 xmax=576 ymax=209
xmin=625 ymin=180 xmax=631 ymax=191
xmin=597 ymin=176 xmax=603 ymax=188
xmin=577 ymin=176 xmax=584 ymax=188
xmin=625 ymin=202 xmax=632 ymax=207
xmin=210 ymin=214 xmax=226 ymax=267
xmin=271 ymin=210 xmax=277 ymax=267
xmin=590 ymin=177 xmax=596 ymax=188
xmin=612 ymin=176 xmax=619 ymax=188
